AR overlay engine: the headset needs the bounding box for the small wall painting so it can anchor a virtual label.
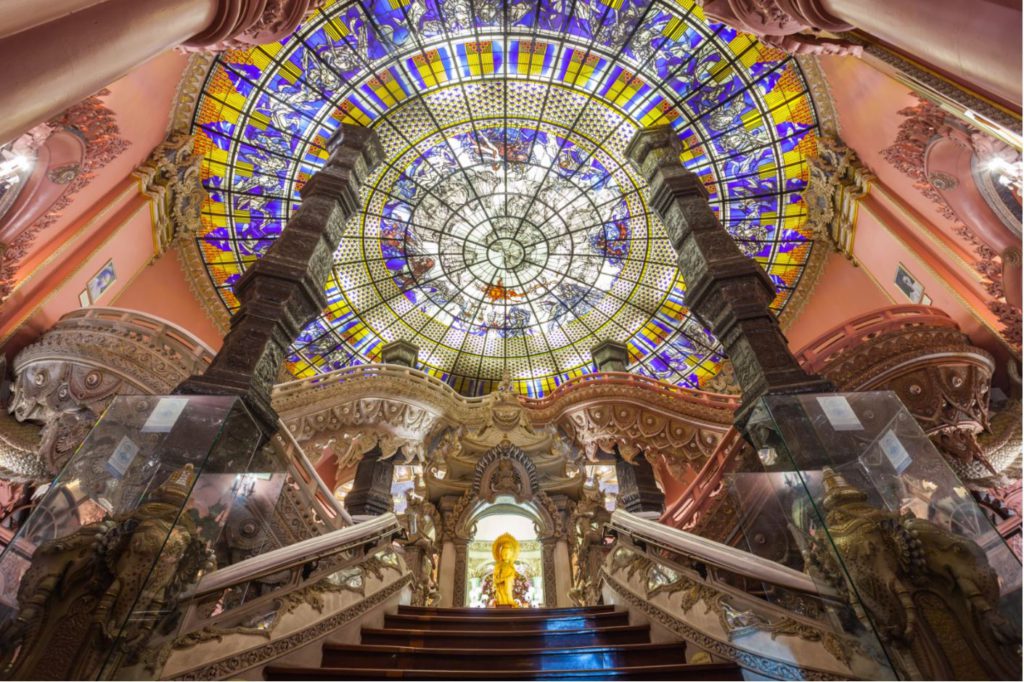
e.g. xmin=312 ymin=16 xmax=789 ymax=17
xmin=78 ymin=290 xmax=91 ymax=307
xmin=894 ymin=264 xmax=924 ymax=304
xmin=87 ymin=260 xmax=116 ymax=303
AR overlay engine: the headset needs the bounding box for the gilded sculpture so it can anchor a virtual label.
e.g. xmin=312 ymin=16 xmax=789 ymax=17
xmin=491 ymin=532 xmax=520 ymax=607
xmin=806 ymin=468 xmax=1020 ymax=680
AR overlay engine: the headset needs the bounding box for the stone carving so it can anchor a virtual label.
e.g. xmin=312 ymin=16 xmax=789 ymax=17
xmin=174 ymin=574 xmax=411 ymax=680
xmin=0 ymin=90 xmax=129 ymax=302
xmin=473 ymin=441 xmax=540 ymax=502
xmin=563 ymin=402 xmax=723 ymax=465
xmin=626 ymin=126 xmax=831 ymax=430
xmin=399 ymin=490 xmax=441 ymax=607
xmin=176 ymin=125 xmax=384 ymax=435
xmin=0 ymin=465 xmax=214 ymax=680
xmin=0 ymin=411 xmax=46 ymax=482
xmin=602 ymin=543 xmax=862 ymax=680
xmin=183 ymin=1 xmax=323 ymax=52
xmin=134 ymin=134 xmax=206 ymax=259
xmin=568 ymin=486 xmax=610 ymax=607
xmin=8 ymin=308 xmax=214 ymax=475
xmin=804 ymin=469 xmax=1020 ymax=680
xmin=695 ymin=1 xmax=861 ymax=56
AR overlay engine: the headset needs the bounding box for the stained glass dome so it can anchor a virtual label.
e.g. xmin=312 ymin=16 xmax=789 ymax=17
xmin=191 ymin=0 xmax=820 ymax=397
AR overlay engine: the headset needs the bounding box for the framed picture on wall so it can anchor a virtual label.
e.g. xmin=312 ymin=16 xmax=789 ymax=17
xmin=894 ymin=263 xmax=924 ymax=304
xmin=87 ymin=260 xmax=116 ymax=303
xmin=78 ymin=290 xmax=91 ymax=307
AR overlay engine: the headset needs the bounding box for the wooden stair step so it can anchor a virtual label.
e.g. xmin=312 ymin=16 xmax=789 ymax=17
xmin=360 ymin=624 xmax=651 ymax=649
xmin=320 ymin=642 xmax=685 ymax=671
xmin=384 ymin=611 xmax=629 ymax=632
xmin=397 ymin=605 xmax=616 ymax=617
xmin=265 ymin=662 xmax=743 ymax=680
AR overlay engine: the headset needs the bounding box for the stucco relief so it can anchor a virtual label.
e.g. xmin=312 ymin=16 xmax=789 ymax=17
xmin=7 ymin=308 xmax=213 ymax=475
xmin=881 ymin=97 xmax=1022 ymax=348
xmin=0 ymin=90 xmax=129 ymax=303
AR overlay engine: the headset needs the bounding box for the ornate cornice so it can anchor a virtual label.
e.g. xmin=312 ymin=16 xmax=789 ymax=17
xmin=274 ymin=366 xmax=740 ymax=474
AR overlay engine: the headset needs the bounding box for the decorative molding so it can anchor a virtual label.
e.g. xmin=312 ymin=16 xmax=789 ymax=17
xmin=166 ymin=53 xmax=231 ymax=336
xmin=803 ymin=136 xmax=873 ymax=263
xmin=174 ymin=573 xmax=411 ymax=680
xmin=881 ymin=97 xmax=1021 ymax=348
xmin=848 ymin=38 xmax=1021 ymax=134
xmin=135 ymin=134 xmax=206 ymax=260
xmin=0 ymin=90 xmax=129 ymax=302
xmin=602 ymin=570 xmax=849 ymax=681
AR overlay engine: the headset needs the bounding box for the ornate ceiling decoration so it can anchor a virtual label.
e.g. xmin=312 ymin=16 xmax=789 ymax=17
xmin=192 ymin=0 xmax=821 ymax=396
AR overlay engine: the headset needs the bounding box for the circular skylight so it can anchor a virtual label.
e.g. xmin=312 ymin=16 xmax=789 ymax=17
xmin=192 ymin=0 xmax=820 ymax=396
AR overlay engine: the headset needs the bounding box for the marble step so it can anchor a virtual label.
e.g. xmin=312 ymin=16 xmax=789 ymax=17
xmin=360 ymin=624 xmax=651 ymax=649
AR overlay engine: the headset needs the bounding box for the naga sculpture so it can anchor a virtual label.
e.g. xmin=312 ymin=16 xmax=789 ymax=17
xmin=806 ymin=468 xmax=1020 ymax=680
xmin=0 ymin=464 xmax=213 ymax=680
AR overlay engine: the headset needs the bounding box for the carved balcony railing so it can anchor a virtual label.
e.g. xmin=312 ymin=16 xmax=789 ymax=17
xmin=660 ymin=427 xmax=748 ymax=536
xmin=8 ymin=306 xmax=216 ymax=475
xmin=794 ymin=305 xmax=963 ymax=376
xmin=602 ymin=510 xmax=885 ymax=680
xmin=134 ymin=514 xmax=409 ymax=680
xmin=794 ymin=304 xmax=1011 ymax=484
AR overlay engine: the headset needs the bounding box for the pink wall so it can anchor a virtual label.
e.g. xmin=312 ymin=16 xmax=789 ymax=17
xmin=817 ymin=56 xmax=975 ymax=269
xmin=786 ymin=251 xmax=893 ymax=351
xmin=111 ymin=245 xmax=223 ymax=350
xmin=13 ymin=51 xmax=189 ymax=284
xmin=1 ymin=188 xmax=152 ymax=357
xmin=1 ymin=50 xmax=193 ymax=359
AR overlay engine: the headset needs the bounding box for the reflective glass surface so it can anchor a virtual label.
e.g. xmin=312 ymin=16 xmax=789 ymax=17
xmin=193 ymin=0 xmax=821 ymax=395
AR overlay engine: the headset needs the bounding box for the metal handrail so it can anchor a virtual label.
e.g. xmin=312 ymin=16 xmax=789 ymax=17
xmin=188 ymin=513 xmax=401 ymax=599
xmin=609 ymin=509 xmax=836 ymax=597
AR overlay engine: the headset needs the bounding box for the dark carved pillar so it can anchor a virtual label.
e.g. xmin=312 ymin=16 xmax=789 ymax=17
xmin=626 ymin=126 xmax=831 ymax=428
xmin=591 ymin=340 xmax=629 ymax=372
xmin=344 ymin=445 xmax=395 ymax=517
xmin=614 ymin=450 xmax=665 ymax=516
xmin=380 ymin=339 xmax=419 ymax=367
xmin=176 ymin=126 xmax=383 ymax=435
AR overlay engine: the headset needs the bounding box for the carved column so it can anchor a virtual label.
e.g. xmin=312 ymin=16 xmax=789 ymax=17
xmin=697 ymin=0 xmax=1020 ymax=105
xmin=541 ymin=537 xmax=558 ymax=608
xmin=614 ymin=450 xmax=665 ymax=516
xmin=591 ymin=340 xmax=629 ymax=372
xmin=626 ymin=126 xmax=831 ymax=428
xmin=380 ymin=339 xmax=419 ymax=368
xmin=451 ymin=539 xmax=468 ymax=607
xmin=343 ymin=445 xmax=395 ymax=517
xmin=0 ymin=0 xmax=320 ymax=144
xmin=176 ymin=126 xmax=383 ymax=435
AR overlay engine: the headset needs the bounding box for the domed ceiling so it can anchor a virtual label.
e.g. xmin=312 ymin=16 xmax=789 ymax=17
xmin=191 ymin=0 xmax=820 ymax=397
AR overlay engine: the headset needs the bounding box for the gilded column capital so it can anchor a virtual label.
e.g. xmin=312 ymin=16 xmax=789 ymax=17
xmin=804 ymin=135 xmax=873 ymax=262
xmin=134 ymin=134 xmax=206 ymax=259
xmin=184 ymin=0 xmax=323 ymax=51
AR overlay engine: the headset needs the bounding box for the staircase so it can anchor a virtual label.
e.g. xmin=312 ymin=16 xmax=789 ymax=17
xmin=264 ymin=605 xmax=742 ymax=680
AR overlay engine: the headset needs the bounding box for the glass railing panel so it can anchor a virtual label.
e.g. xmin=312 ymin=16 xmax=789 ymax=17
xmin=0 ymin=395 xmax=270 ymax=680
xmin=744 ymin=391 xmax=1022 ymax=680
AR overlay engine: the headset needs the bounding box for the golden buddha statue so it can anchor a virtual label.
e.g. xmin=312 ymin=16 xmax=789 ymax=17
xmin=491 ymin=533 xmax=520 ymax=607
